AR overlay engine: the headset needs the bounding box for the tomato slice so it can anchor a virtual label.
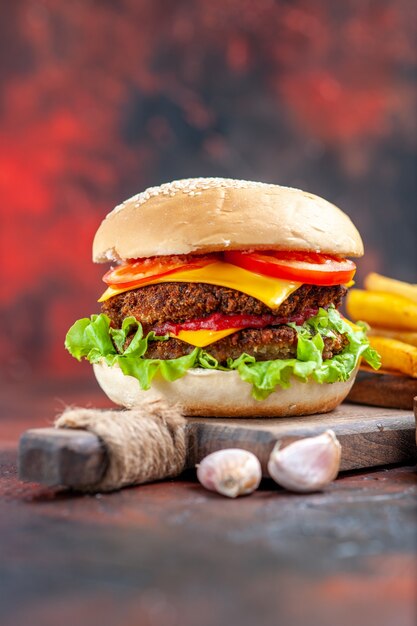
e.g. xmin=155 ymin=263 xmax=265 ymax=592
xmin=103 ymin=254 xmax=217 ymax=288
xmin=224 ymin=250 xmax=356 ymax=286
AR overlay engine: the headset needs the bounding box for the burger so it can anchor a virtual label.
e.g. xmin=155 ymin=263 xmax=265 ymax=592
xmin=65 ymin=177 xmax=380 ymax=417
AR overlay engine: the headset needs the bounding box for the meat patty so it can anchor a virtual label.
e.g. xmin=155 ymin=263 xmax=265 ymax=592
xmin=104 ymin=282 xmax=348 ymax=363
xmin=102 ymin=282 xmax=347 ymax=330
xmin=143 ymin=326 xmax=349 ymax=363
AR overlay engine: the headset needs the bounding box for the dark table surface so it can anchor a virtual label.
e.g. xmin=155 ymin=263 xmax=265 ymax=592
xmin=1 ymin=379 xmax=416 ymax=626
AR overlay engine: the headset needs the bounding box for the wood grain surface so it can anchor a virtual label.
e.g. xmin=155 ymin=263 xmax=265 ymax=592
xmin=19 ymin=428 xmax=107 ymax=487
xmin=18 ymin=403 xmax=416 ymax=489
xmin=347 ymin=368 xmax=417 ymax=409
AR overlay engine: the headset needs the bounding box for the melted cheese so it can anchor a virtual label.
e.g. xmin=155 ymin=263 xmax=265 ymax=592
xmin=173 ymin=327 xmax=240 ymax=347
xmin=98 ymin=261 xmax=301 ymax=309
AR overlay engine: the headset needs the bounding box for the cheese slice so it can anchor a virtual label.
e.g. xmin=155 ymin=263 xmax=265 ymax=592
xmin=98 ymin=261 xmax=301 ymax=309
xmin=173 ymin=327 xmax=240 ymax=347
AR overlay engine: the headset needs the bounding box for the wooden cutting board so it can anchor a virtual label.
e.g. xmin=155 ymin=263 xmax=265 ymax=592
xmin=347 ymin=368 xmax=417 ymax=410
xmin=19 ymin=402 xmax=416 ymax=489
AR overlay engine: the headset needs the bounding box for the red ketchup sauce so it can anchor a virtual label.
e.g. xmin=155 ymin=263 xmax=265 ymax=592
xmin=154 ymin=308 xmax=321 ymax=336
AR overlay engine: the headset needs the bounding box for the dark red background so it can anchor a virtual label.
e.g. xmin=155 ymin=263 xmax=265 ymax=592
xmin=1 ymin=0 xmax=416 ymax=383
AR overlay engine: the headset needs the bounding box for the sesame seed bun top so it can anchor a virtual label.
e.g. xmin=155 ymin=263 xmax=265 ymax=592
xmin=93 ymin=177 xmax=363 ymax=262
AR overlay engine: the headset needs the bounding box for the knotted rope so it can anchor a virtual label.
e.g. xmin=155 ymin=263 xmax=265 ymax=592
xmin=55 ymin=400 xmax=186 ymax=492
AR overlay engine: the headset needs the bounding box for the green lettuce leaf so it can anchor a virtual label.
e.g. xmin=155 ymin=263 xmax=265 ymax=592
xmin=65 ymin=308 xmax=381 ymax=400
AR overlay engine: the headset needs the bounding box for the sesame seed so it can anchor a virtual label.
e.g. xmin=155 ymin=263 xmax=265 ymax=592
xmin=108 ymin=177 xmax=280 ymax=216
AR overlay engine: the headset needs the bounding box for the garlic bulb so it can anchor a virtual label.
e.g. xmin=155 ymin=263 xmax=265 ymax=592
xmin=197 ymin=448 xmax=262 ymax=498
xmin=267 ymin=430 xmax=341 ymax=493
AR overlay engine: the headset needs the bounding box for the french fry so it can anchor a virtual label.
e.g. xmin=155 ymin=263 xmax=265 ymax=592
xmin=364 ymin=272 xmax=417 ymax=304
xmin=368 ymin=327 xmax=417 ymax=348
xmin=346 ymin=289 xmax=417 ymax=331
xmin=368 ymin=336 xmax=417 ymax=378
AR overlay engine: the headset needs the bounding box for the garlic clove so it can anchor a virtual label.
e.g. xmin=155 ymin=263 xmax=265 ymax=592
xmin=267 ymin=430 xmax=341 ymax=493
xmin=197 ymin=448 xmax=262 ymax=498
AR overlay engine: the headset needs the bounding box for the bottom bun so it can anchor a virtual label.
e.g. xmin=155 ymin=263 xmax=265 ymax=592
xmin=93 ymin=362 xmax=357 ymax=417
